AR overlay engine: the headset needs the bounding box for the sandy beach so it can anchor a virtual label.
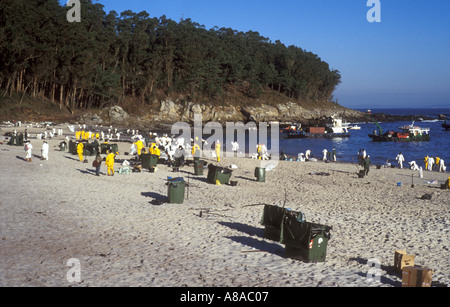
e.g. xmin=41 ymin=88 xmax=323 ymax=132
xmin=0 ymin=123 xmax=449 ymax=287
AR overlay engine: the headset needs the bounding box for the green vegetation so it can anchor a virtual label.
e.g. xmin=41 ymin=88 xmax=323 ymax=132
xmin=0 ymin=0 xmax=341 ymax=114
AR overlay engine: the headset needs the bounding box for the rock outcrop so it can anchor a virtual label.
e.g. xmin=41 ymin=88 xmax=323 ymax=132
xmin=78 ymin=100 xmax=366 ymax=126
xmin=152 ymin=99 xmax=364 ymax=124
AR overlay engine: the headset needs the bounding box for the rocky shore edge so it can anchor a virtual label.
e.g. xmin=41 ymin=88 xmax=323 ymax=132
xmin=2 ymin=99 xmax=439 ymax=130
xmin=76 ymin=101 xmax=438 ymax=129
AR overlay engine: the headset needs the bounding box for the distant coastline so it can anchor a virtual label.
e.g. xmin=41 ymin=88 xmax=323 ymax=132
xmin=351 ymin=107 xmax=450 ymax=124
xmin=356 ymin=108 xmax=450 ymax=118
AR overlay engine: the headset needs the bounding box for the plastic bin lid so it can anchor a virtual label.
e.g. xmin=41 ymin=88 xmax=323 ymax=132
xmin=169 ymin=177 xmax=185 ymax=182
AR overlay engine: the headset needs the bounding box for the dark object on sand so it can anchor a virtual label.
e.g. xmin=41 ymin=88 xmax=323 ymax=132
xmin=420 ymin=194 xmax=432 ymax=200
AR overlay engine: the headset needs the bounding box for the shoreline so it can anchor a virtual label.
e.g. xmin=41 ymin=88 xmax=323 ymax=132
xmin=1 ymin=123 xmax=449 ymax=287
xmin=1 ymin=107 xmax=443 ymax=129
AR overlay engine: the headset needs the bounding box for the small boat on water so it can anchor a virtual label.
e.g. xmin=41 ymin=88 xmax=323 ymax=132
xmin=369 ymin=121 xmax=430 ymax=142
xmin=442 ymin=119 xmax=450 ymax=131
xmin=342 ymin=122 xmax=361 ymax=130
xmin=285 ymin=116 xmax=350 ymax=139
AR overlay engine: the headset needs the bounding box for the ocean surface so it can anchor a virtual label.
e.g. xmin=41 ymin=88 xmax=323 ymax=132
xmin=221 ymin=108 xmax=450 ymax=169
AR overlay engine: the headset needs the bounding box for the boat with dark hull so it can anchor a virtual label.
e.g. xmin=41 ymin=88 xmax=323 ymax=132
xmin=285 ymin=116 xmax=351 ymax=139
xmin=287 ymin=129 xmax=350 ymax=139
xmin=369 ymin=122 xmax=430 ymax=142
xmin=442 ymin=119 xmax=450 ymax=131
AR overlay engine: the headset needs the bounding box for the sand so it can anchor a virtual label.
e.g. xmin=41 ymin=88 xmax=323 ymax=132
xmin=0 ymin=123 xmax=449 ymax=287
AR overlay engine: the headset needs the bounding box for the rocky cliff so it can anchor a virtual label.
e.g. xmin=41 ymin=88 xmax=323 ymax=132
xmin=79 ymin=100 xmax=365 ymax=127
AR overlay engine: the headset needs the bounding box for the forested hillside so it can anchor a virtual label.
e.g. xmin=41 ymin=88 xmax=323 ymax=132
xmin=0 ymin=0 xmax=341 ymax=116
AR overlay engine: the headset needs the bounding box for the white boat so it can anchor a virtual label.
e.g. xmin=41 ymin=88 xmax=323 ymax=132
xmin=342 ymin=121 xmax=361 ymax=130
xmin=330 ymin=117 xmax=350 ymax=134
xmin=348 ymin=125 xmax=361 ymax=130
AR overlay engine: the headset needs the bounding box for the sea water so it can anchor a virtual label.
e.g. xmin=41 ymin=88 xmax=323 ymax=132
xmin=222 ymin=108 xmax=450 ymax=169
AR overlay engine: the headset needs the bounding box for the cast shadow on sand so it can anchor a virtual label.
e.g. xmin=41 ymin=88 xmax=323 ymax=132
xmin=15 ymin=155 xmax=26 ymax=161
xmin=64 ymin=155 xmax=80 ymax=161
xmin=225 ymin=235 xmax=284 ymax=256
xmin=186 ymin=176 xmax=208 ymax=183
xmin=76 ymin=168 xmax=97 ymax=176
xmin=218 ymin=221 xmax=264 ymax=239
xmin=141 ymin=191 xmax=167 ymax=206
xmin=219 ymin=221 xmax=283 ymax=256
xmin=234 ymin=175 xmax=254 ymax=181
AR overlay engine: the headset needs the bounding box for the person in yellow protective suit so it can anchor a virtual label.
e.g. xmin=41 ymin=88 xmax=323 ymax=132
xmin=215 ymin=140 xmax=221 ymax=163
xmin=435 ymin=156 xmax=440 ymax=171
xmin=105 ymin=151 xmax=115 ymax=176
xmin=257 ymin=144 xmax=262 ymax=160
xmin=75 ymin=131 xmax=81 ymax=140
xmin=95 ymin=132 xmax=100 ymax=140
xmin=77 ymin=142 xmax=84 ymax=162
xmin=150 ymin=143 xmax=161 ymax=157
xmin=192 ymin=143 xmax=201 ymax=161
xmin=424 ymin=155 xmax=429 ymax=170
xmin=149 ymin=142 xmax=156 ymax=154
xmin=135 ymin=139 xmax=144 ymax=155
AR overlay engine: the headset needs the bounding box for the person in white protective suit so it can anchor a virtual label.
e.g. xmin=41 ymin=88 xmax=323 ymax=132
xmin=408 ymin=161 xmax=419 ymax=171
xmin=130 ymin=143 xmax=137 ymax=156
xmin=259 ymin=144 xmax=269 ymax=160
xmin=305 ymin=150 xmax=311 ymax=160
xmin=25 ymin=141 xmax=33 ymax=162
xmin=428 ymin=156 xmax=434 ymax=171
xmin=396 ymin=152 xmax=405 ymax=169
xmin=231 ymin=141 xmax=239 ymax=152
xmin=322 ymin=149 xmax=328 ymax=161
xmin=41 ymin=141 xmax=49 ymax=160
xmin=439 ymin=158 xmax=446 ymax=172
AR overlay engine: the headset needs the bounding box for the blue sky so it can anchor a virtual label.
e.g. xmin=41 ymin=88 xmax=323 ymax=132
xmin=89 ymin=0 xmax=450 ymax=109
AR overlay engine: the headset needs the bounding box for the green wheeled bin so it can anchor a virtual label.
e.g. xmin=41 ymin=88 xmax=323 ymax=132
xmin=100 ymin=143 xmax=109 ymax=154
xmin=207 ymin=164 xmax=232 ymax=184
xmin=59 ymin=141 xmax=67 ymax=151
xmin=101 ymin=143 xmax=119 ymax=155
xmin=68 ymin=140 xmax=77 ymax=154
xmin=206 ymin=164 xmax=216 ymax=183
xmin=255 ymin=167 xmax=266 ymax=182
xmin=193 ymin=160 xmax=207 ymax=175
xmin=7 ymin=136 xmax=16 ymax=146
xmin=141 ymin=154 xmax=159 ymax=170
xmin=16 ymin=134 xmax=24 ymax=146
xmin=110 ymin=143 xmax=119 ymax=155
xmin=260 ymin=204 xmax=286 ymax=241
xmin=83 ymin=143 xmax=98 ymax=156
xmin=260 ymin=205 xmax=304 ymax=241
xmin=280 ymin=212 xmax=332 ymax=263
xmin=167 ymin=177 xmax=186 ymax=204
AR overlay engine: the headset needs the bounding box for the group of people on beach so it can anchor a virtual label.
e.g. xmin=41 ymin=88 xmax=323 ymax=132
xmin=70 ymin=127 xmax=227 ymax=176
xmin=322 ymin=148 xmax=337 ymax=162
xmin=424 ymin=155 xmax=446 ymax=172
xmin=7 ymin=123 xmax=448 ymax=183
xmin=392 ymin=152 xmax=446 ymax=172
xmin=22 ymin=139 xmax=49 ymax=162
